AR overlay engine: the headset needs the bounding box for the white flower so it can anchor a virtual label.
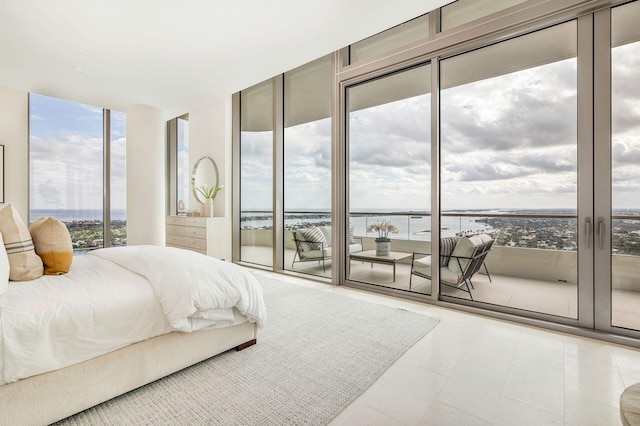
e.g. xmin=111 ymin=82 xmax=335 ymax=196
xmin=366 ymin=220 xmax=399 ymax=241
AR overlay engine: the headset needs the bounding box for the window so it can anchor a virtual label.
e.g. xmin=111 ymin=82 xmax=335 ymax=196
xmin=109 ymin=110 xmax=127 ymax=246
xmin=29 ymin=93 xmax=126 ymax=251
xmin=177 ymin=115 xmax=190 ymax=213
xmin=347 ymin=64 xmax=432 ymax=291
xmin=240 ymin=79 xmax=274 ymax=266
xmin=284 ymin=54 xmax=333 ymax=277
xmin=611 ymin=1 xmax=640 ymax=331
xmin=440 ymin=22 xmax=578 ymax=316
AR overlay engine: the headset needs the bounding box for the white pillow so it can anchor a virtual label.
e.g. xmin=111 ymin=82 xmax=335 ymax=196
xmin=0 ymin=232 xmax=9 ymax=295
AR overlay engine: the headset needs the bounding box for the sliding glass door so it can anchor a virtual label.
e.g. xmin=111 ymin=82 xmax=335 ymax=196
xmin=346 ymin=64 xmax=432 ymax=293
xmin=439 ymin=22 xmax=580 ymax=318
xmin=610 ymin=1 xmax=640 ymax=333
xmin=231 ymin=0 xmax=640 ymax=340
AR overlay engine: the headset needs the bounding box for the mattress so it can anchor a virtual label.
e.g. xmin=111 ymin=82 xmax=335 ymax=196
xmin=0 ymin=246 xmax=266 ymax=386
xmin=0 ymin=255 xmax=173 ymax=385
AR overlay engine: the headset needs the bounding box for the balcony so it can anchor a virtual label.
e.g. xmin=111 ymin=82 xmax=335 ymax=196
xmin=239 ymin=212 xmax=640 ymax=331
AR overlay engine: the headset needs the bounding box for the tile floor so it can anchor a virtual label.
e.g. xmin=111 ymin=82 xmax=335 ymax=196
xmin=251 ymin=268 xmax=640 ymax=426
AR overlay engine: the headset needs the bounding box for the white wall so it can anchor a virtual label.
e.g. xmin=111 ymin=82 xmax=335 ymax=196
xmin=0 ymin=86 xmax=29 ymax=220
xmin=188 ymin=96 xmax=232 ymax=217
xmin=126 ymin=105 xmax=165 ymax=245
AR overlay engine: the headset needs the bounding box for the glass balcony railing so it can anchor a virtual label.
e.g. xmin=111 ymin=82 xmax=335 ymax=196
xmin=240 ymin=210 xmax=640 ymax=257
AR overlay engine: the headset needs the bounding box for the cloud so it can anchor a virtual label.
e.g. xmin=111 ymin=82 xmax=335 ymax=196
xmin=450 ymin=163 xmax=531 ymax=181
xmin=613 ymin=140 xmax=640 ymax=165
xmin=441 ymin=59 xmax=578 ymax=154
xmin=236 ymin=41 xmax=640 ymax=212
xmin=612 ymin=42 xmax=640 ymax=133
xmin=29 ymin=132 xmax=104 ymax=210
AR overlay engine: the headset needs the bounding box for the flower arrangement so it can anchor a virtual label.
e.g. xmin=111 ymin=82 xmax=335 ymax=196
xmin=196 ymin=184 xmax=224 ymax=200
xmin=366 ymin=219 xmax=399 ymax=242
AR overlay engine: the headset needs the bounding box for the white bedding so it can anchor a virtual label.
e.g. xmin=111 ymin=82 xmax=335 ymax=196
xmin=89 ymin=246 xmax=266 ymax=332
xmin=0 ymin=246 xmax=266 ymax=385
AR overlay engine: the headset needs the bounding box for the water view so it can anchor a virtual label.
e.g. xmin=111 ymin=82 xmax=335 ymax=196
xmin=241 ymin=209 xmax=640 ymax=256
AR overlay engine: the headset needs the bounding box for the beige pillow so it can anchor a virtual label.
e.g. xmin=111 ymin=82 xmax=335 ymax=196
xmin=0 ymin=204 xmax=43 ymax=281
xmin=29 ymin=216 xmax=73 ymax=275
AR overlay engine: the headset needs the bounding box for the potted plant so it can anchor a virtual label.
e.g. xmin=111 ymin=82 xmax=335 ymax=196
xmin=366 ymin=219 xmax=399 ymax=256
xmin=196 ymin=184 xmax=224 ymax=217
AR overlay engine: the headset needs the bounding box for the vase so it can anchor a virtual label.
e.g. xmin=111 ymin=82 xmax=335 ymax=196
xmin=376 ymin=240 xmax=391 ymax=256
xmin=203 ymin=198 xmax=214 ymax=217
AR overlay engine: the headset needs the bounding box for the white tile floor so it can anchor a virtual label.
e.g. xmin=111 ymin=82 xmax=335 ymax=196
xmin=251 ymin=268 xmax=640 ymax=426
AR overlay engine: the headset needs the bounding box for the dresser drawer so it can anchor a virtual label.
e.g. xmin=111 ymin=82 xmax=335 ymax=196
xmin=183 ymin=226 xmax=206 ymax=239
xmin=169 ymin=235 xmax=207 ymax=250
xmin=166 ymin=216 xmax=186 ymax=226
xmin=166 ymin=224 xmax=185 ymax=236
xmin=166 ymin=234 xmax=185 ymax=246
xmin=185 ymin=217 xmax=206 ymax=228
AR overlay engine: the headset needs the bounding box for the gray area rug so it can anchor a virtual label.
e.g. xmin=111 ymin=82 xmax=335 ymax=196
xmin=57 ymin=275 xmax=439 ymax=425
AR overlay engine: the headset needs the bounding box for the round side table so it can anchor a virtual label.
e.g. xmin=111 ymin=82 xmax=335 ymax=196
xmin=621 ymin=382 xmax=640 ymax=426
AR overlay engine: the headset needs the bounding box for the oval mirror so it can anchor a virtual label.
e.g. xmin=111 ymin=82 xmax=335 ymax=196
xmin=191 ymin=156 xmax=219 ymax=204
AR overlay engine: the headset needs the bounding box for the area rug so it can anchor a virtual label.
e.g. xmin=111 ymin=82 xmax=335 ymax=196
xmin=57 ymin=275 xmax=439 ymax=425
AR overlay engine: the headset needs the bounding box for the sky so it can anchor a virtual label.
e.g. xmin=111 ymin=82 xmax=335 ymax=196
xmin=27 ymin=30 xmax=640 ymax=216
xmin=29 ymin=94 xmax=126 ymax=212
xmin=240 ymin=38 xmax=640 ymax=213
xmin=612 ymin=41 xmax=640 ymax=210
xmin=439 ymin=58 xmax=578 ymax=211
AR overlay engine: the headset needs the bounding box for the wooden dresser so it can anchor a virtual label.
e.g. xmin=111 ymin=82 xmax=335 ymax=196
xmin=165 ymin=216 xmax=231 ymax=260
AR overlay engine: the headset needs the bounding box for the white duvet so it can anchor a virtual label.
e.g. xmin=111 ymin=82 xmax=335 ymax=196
xmin=0 ymin=246 xmax=266 ymax=385
xmin=89 ymin=246 xmax=266 ymax=332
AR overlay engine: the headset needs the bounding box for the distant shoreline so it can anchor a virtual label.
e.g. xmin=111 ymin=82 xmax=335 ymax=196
xmin=30 ymin=209 xmax=126 ymax=222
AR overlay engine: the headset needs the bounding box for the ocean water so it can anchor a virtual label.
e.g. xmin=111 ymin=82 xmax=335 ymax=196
xmin=241 ymin=212 xmax=492 ymax=242
xmin=30 ymin=209 xmax=126 ymax=222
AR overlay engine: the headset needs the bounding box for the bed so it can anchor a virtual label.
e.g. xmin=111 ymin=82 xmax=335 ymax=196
xmin=0 ymin=245 xmax=267 ymax=425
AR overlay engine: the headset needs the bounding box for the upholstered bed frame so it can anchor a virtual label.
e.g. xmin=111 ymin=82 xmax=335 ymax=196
xmin=0 ymin=321 xmax=257 ymax=425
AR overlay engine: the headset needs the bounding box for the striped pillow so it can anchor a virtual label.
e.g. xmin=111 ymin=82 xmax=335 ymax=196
xmin=0 ymin=204 xmax=43 ymax=281
xmin=302 ymin=226 xmax=327 ymax=250
xmin=440 ymin=236 xmax=461 ymax=266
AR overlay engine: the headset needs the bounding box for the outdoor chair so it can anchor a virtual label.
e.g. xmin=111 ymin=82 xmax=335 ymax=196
xmin=409 ymin=234 xmax=494 ymax=300
xmin=291 ymin=226 xmax=363 ymax=272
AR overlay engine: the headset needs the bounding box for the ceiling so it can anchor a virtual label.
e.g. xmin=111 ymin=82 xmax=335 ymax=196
xmin=0 ymin=0 xmax=451 ymax=119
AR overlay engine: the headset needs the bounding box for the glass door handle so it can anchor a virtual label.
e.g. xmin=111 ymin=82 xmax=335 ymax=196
xmin=585 ymin=217 xmax=592 ymax=249
xmin=597 ymin=218 xmax=605 ymax=250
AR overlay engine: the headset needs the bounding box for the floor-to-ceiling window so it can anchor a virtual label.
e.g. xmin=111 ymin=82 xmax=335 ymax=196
xmin=346 ymin=64 xmax=432 ymax=292
xmin=240 ymin=79 xmax=274 ymax=267
xmin=284 ymin=55 xmax=333 ymax=277
xmin=109 ymin=110 xmax=127 ymax=246
xmin=611 ymin=1 xmax=640 ymax=332
xmin=176 ymin=115 xmax=190 ymax=214
xmin=439 ymin=22 xmax=578 ymax=317
xmin=232 ymin=0 xmax=640 ymax=341
xmin=29 ymin=93 xmax=126 ymax=251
